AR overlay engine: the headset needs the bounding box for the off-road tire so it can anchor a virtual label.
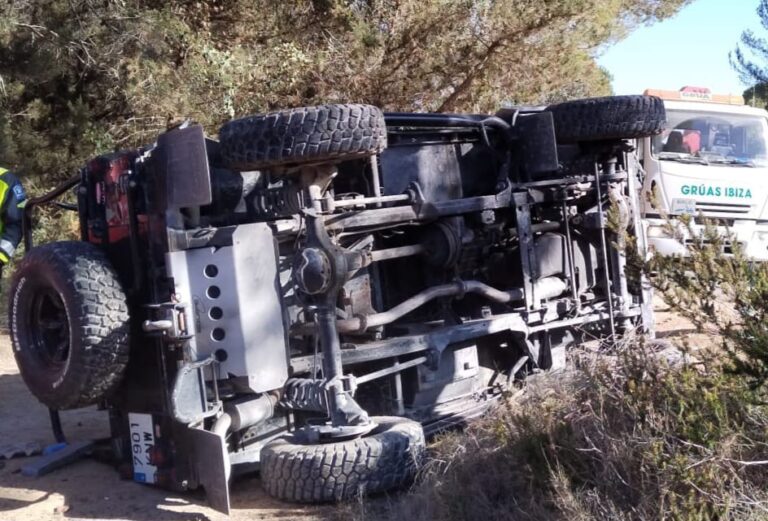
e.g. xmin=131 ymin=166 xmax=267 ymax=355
xmin=546 ymin=95 xmax=666 ymax=143
xmin=219 ymin=104 xmax=387 ymax=171
xmin=8 ymin=241 xmax=130 ymax=410
xmin=260 ymin=416 xmax=425 ymax=502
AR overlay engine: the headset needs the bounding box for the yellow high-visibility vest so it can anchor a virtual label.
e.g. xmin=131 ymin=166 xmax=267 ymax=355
xmin=0 ymin=167 xmax=16 ymax=238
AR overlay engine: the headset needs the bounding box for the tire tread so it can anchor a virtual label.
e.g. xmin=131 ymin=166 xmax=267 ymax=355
xmin=547 ymin=95 xmax=666 ymax=143
xmin=9 ymin=241 xmax=130 ymax=409
xmin=260 ymin=416 xmax=425 ymax=503
xmin=219 ymin=104 xmax=387 ymax=170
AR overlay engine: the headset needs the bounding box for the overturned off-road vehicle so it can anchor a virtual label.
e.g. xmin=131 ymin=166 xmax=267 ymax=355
xmin=9 ymin=95 xmax=664 ymax=512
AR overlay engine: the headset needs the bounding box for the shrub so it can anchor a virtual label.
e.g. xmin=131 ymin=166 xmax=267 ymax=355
xmin=374 ymin=345 xmax=768 ymax=521
xmin=649 ymin=216 xmax=768 ymax=389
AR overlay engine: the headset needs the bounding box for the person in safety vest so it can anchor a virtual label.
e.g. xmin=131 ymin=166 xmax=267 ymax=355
xmin=0 ymin=167 xmax=26 ymax=269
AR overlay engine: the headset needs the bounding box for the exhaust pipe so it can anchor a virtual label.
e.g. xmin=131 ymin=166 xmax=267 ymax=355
xmin=212 ymin=393 xmax=278 ymax=436
xmin=293 ymin=277 xmax=567 ymax=335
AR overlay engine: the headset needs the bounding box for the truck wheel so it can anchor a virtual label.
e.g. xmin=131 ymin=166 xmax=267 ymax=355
xmin=219 ymin=104 xmax=387 ymax=171
xmin=8 ymin=241 xmax=130 ymax=410
xmin=546 ymin=95 xmax=666 ymax=143
xmin=260 ymin=416 xmax=425 ymax=502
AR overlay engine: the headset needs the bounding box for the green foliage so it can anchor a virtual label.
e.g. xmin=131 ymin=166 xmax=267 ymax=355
xmin=732 ymin=0 xmax=768 ymax=87
xmin=375 ymin=347 xmax=768 ymax=521
xmin=648 ymin=216 xmax=768 ymax=389
xmin=743 ymin=82 xmax=768 ymax=109
xmin=0 ymin=0 xmax=691 ymax=192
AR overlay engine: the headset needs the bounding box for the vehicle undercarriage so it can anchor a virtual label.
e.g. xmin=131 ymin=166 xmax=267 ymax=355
xmin=10 ymin=95 xmax=665 ymax=512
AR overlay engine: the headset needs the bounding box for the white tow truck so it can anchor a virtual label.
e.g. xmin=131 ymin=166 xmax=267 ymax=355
xmin=639 ymin=86 xmax=768 ymax=259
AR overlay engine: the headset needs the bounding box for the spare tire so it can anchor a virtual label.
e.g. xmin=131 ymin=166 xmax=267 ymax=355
xmin=8 ymin=241 xmax=130 ymax=410
xmin=260 ymin=416 xmax=425 ymax=502
xmin=546 ymin=95 xmax=666 ymax=144
xmin=219 ymin=104 xmax=387 ymax=171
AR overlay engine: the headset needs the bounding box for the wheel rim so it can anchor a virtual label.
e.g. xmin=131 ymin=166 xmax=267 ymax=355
xmin=29 ymin=289 xmax=70 ymax=369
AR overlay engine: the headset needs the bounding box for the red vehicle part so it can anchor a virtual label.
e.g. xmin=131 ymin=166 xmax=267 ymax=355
xmin=85 ymin=151 xmax=147 ymax=245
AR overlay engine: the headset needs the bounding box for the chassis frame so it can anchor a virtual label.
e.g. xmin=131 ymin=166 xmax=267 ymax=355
xmin=18 ymin=107 xmax=654 ymax=513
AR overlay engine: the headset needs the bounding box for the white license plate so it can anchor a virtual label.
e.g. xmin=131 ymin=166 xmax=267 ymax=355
xmin=128 ymin=413 xmax=157 ymax=484
xmin=670 ymin=198 xmax=696 ymax=215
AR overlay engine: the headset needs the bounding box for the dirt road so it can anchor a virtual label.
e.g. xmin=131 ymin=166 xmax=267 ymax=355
xmin=0 ymin=336 xmax=350 ymax=521
xmin=0 ymin=300 xmax=699 ymax=521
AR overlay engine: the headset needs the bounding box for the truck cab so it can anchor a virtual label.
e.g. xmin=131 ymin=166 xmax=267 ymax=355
xmin=639 ymin=86 xmax=768 ymax=259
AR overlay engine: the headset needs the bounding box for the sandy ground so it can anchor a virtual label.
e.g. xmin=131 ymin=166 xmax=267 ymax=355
xmin=0 ymin=298 xmax=700 ymax=521
xmin=0 ymin=338 xmax=348 ymax=521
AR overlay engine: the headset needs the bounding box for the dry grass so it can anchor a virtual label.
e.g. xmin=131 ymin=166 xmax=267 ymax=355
xmin=360 ymin=341 xmax=768 ymax=521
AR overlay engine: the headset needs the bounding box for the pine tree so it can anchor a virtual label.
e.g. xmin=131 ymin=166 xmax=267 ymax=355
xmin=0 ymin=0 xmax=691 ymax=186
xmin=732 ymin=0 xmax=768 ymax=86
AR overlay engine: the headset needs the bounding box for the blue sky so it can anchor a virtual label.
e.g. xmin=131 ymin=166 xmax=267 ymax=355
xmin=599 ymin=0 xmax=762 ymax=96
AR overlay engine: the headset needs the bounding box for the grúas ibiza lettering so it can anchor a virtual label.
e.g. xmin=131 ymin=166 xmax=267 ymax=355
xmin=681 ymin=184 xmax=751 ymax=198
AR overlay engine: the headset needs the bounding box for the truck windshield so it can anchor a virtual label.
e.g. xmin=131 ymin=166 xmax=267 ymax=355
xmin=651 ymin=110 xmax=768 ymax=167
